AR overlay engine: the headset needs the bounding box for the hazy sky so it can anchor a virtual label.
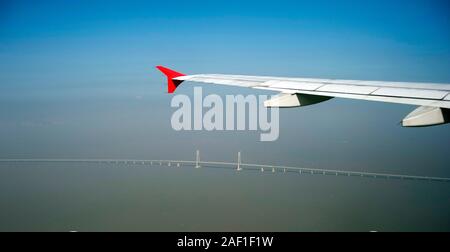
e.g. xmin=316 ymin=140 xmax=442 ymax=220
xmin=0 ymin=0 xmax=449 ymax=231
xmin=1 ymin=0 xmax=449 ymax=168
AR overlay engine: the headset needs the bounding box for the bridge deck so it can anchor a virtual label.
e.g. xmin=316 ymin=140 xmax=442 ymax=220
xmin=0 ymin=158 xmax=449 ymax=183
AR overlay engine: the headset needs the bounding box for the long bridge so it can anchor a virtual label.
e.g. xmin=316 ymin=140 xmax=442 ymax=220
xmin=1 ymin=151 xmax=449 ymax=183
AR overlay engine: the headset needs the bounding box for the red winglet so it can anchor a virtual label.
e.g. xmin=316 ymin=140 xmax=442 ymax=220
xmin=156 ymin=66 xmax=186 ymax=93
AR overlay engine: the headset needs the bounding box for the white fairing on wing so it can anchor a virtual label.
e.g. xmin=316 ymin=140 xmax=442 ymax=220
xmin=402 ymin=106 xmax=450 ymax=127
xmin=173 ymin=73 xmax=450 ymax=126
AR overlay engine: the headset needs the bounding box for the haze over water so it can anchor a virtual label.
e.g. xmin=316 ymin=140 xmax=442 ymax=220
xmin=0 ymin=0 xmax=449 ymax=231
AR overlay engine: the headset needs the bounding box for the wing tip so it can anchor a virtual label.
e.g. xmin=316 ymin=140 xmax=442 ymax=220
xmin=155 ymin=66 xmax=185 ymax=93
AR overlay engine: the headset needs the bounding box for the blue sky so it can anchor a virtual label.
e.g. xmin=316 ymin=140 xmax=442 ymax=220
xmin=1 ymin=0 xmax=450 ymax=100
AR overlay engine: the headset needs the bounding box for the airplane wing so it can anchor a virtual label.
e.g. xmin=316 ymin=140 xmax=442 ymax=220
xmin=156 ymin=66 xmax=450 ymax=127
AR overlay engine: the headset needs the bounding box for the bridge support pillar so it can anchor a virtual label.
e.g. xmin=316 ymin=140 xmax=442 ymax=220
xmin=195 ymin=150 xmax=201 ymax=168
xmin=237 ymin=152 xmax=242 ymax=171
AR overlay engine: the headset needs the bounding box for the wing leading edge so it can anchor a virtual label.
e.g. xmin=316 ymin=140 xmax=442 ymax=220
xmin=157 ymin=66 xmax=450 ymax=127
